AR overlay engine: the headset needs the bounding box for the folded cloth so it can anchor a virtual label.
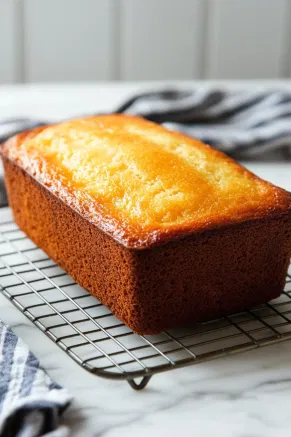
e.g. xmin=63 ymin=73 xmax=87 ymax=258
xmin=0 ymin=320 xmax=71 ymax=437
xmin=1 ymin=87 xmax=291 ymax=207
xmin=1 ymin=87 xmax=291 ymax=160
xmin=0 ymin=178 xmax=7 ymax=209
xmin=115 ymin=88 xmax=291 ymax=159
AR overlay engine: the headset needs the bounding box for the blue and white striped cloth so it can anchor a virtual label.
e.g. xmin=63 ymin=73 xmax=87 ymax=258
xmin=0 ymin=321 xmax=71 ymax=437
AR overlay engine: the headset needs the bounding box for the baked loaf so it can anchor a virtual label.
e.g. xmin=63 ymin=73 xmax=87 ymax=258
xmin=2 ymin=115 xmax=291 ymax=334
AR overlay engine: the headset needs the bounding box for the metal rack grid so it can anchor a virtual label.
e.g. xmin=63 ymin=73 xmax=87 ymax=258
xmin=0 ymin=208 xmax=291 ymax=390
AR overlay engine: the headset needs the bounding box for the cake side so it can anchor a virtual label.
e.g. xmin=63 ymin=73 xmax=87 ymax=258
xmin=132 ymin=216 xmax=291 ymax=333
xmin=2 ymin=157 xmax=291 ymax=334
xmin=2 ymin=158 xmax=142 ymax=331
xmin=2 ymin=115 xmax=291 ymax=249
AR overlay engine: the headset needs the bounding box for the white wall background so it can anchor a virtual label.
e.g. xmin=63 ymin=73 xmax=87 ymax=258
xmin=0 ymin=0 xmax=290 ymax=83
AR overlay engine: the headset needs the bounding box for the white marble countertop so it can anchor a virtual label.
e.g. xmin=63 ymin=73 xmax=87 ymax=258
xmin=1 ymin=82 xmax=291 ymax=437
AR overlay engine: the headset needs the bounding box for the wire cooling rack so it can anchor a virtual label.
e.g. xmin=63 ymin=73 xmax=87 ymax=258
xmin=0 ymin=208 xmax=291 ymax=390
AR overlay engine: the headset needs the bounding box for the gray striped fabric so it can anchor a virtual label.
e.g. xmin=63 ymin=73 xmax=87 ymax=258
xmin=115 ymin=88 xmax=291 ymax=160
xmin=1 ymin=88 xmax=291 ymax=161
xmin=0 ymin=321 xmax=71 ymax=437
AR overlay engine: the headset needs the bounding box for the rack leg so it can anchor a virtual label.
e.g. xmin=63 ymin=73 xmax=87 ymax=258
xmin=127 ymin=376 xmax=152 ymax=390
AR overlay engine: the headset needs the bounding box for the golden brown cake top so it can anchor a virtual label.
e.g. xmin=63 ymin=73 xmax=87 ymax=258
xmin=2 ymin=115 xmax=291 ymax=248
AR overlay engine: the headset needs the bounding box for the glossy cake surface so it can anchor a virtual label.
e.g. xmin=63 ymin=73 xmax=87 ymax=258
xmin=2 ymin=115 xmax=290 ymax=248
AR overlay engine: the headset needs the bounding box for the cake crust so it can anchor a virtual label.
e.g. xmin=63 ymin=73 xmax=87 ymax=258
xmin=1 ymin=115 xmax=291 ymax=334
xmin=2 ymin=115 xmax=291 ymax=249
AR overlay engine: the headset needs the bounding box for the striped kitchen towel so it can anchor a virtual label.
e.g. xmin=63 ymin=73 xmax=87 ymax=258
xmin=0 ymin=320 xmax=71 ymax=437
xmin=1 ymin=86 xmax=291 ymax=208
xmin=115 ymin=87 xmax=291 ymax=160
xmin=1 ymin=87 xmax=291 ymax=160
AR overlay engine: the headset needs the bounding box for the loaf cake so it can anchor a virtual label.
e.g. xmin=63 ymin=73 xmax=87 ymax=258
xmin=1 ymin=115 xmax=291 ymax=334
